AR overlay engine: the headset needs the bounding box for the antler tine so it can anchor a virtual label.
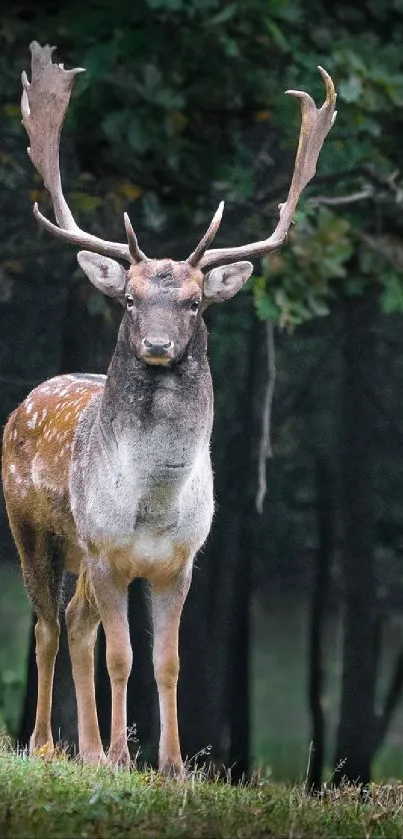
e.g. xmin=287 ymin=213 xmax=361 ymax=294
xmin=199 ymin=67 xmax=337 ymax=271
xmin=21 ymin=41 xmax=133 ymax=263
xmin=124 ymin=212 xmax=148 ymax=263
xmin=32 ymin=203 xmax=132 ymax=261
xmin=186 ymin=201 xmax=224 ymax=267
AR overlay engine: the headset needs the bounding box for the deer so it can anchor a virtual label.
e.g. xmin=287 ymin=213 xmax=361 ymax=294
xmin=1 ymin=41 xmax=336 ymax=774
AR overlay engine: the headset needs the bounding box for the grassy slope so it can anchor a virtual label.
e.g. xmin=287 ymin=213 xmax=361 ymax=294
xmin=1 ymin=749 xmax=403 ymax=838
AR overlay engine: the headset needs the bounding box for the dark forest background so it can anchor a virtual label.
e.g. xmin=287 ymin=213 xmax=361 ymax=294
xmin=2 ymin=0 xmax=403 ymax=789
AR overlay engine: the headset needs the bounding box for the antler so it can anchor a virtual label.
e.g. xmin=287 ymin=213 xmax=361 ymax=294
xmin=21 ymin=41 xmax=146 ymax=263
xmin=21 ymin=45 xmax=336 ymax=271
xmin=186 ymin=202 xmax=224 ymax=266
xmin=196 ymin=66 xmax=337 ymax=271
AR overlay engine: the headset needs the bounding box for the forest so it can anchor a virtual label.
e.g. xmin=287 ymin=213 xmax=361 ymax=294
xmin=1 ymin=0 xmax=403 ymax=795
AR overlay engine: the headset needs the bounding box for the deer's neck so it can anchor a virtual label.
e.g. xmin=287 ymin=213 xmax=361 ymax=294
xmin=97 ymin=317 xmax=213 ymax=467
xmin=70 ymin=318 xmax=214 ymax=552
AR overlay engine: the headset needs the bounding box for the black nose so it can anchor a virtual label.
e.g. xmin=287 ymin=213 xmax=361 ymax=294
xmin=142 ymin=337 xmax=174 ymax=356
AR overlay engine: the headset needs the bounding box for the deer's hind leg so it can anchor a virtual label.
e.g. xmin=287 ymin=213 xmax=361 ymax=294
xmin=11 ymin=520 xmax=64 ymax=753
xmin=65 ymin=573 xmax=105 ymax=765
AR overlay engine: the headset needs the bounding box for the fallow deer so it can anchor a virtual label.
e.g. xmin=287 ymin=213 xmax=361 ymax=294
xmin=1 ymin=42 xmax=336 ymax=773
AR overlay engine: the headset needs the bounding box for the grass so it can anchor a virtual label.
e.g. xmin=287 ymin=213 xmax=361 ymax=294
xmin=2 ymin=743 xmax=403 ymax=838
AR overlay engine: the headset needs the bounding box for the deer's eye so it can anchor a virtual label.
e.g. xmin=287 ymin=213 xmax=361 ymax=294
xmin=190 ymin=299 xmax=200 ymax=313
xmin=125 ymin=294 xmax=134 ymax=310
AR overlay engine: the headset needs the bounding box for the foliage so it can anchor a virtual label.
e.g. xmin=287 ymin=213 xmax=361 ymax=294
xmin=2 ymin=1 xmax=403 ymax=328
xmin=254 ymin=207 xmax=354 ymax=327
xmin=247 ymin=0 xmax=403 ymax=327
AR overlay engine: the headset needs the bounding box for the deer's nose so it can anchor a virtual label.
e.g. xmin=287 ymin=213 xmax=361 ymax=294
xmin=141 ymin=337 xmax=174 ymax=356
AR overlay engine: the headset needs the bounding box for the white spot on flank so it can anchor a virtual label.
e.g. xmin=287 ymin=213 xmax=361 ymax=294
xmin=9 ymin=463 xmax=16 ymax=474
xmin=27 ymin=412 xmax=38 ymax=430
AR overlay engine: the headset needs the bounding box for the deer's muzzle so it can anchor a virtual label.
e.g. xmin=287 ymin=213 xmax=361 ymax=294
xmin=140 ymin=337 xmax=175 ymax=366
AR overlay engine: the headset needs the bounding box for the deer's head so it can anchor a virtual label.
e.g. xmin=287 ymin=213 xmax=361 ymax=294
xmin=76 ymin=242 xmax=253 ymax=367
xmin=21 ymin=41 xmax=337 ymax=367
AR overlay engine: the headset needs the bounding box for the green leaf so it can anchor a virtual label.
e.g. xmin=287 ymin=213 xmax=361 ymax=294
xmin=307 ymin=296 xmax=330 ymax=317
xmin=381 ymin=275 xmax=403 ymax=313
xmin=143 ymin=63 xmax=162 ymax=93
xmin=220 ymin=35 xmax=240 ymax=58
xmin=254 ymin=294 xmax=280 ymax=321
xmin=264 ymin=18 xmax=290 ymax=53
xmin=204 ymin=4 xmax=236 ymax=26
xmin=142 ymin=192 xmax=167 ymax=232
xmin=128 ymin=117 xmax=152 ymax=154
xmin=339 ymin=75 xmax=363 ymax=103
xmin=146 ymin=0 xmax=184 ymax=10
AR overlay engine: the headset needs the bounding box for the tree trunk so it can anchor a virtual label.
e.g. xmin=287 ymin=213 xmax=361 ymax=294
xmin=227 ymin=528 xmax=251 ymax=781
xmin=227 ymin=316 xmax=267 ymax=780
xmin=17 ymin=616 xmax=37 ymax=748
xmin=51 ymin=573 xmax=78 ymax=750
xmin=306 ymin=457 xmax=333 ymax=792
xmin=333 ymin=291 xmax=378 ymax=786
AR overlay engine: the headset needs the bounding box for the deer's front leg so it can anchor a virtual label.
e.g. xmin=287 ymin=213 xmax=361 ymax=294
xmin=150 ymin=566 xmax=192 ymax=776
xmin=90 ymin=564 xmax=132 ymax=768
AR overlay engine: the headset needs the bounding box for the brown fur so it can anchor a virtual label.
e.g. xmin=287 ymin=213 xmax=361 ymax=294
xmin=2 ymin=376 xmax=102 ymax=557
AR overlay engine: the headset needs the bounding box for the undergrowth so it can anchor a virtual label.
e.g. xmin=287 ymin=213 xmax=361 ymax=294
xmin=1 ymin=739 xmax=403 ymax=838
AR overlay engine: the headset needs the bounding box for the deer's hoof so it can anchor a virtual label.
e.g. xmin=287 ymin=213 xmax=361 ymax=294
xmin=159 ymin=758 xmax=185 ymax=779
xmin=107 ymin=744 xmax=131 ymax=770
xmin=80 ymin=749 xmax=107 ymax=766
xmin=29 ymin=732 xmax=54 ymax=757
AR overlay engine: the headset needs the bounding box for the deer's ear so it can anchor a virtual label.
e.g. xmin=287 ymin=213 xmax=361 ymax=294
xmin=77 ymin=252 xmax=127 ymax=299
xmin=203 ymin=261 xmax=253 ymax=303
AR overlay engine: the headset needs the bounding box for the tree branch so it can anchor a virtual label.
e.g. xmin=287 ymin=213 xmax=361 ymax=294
xmin=308 ymin=187 xmax=374 ymax=207
xmin=255 ymin=321 xmax=276 ymax=514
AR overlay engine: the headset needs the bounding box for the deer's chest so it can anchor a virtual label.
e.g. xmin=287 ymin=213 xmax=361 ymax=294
xmin=70 ymin=418 xmax=214 ymax=569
